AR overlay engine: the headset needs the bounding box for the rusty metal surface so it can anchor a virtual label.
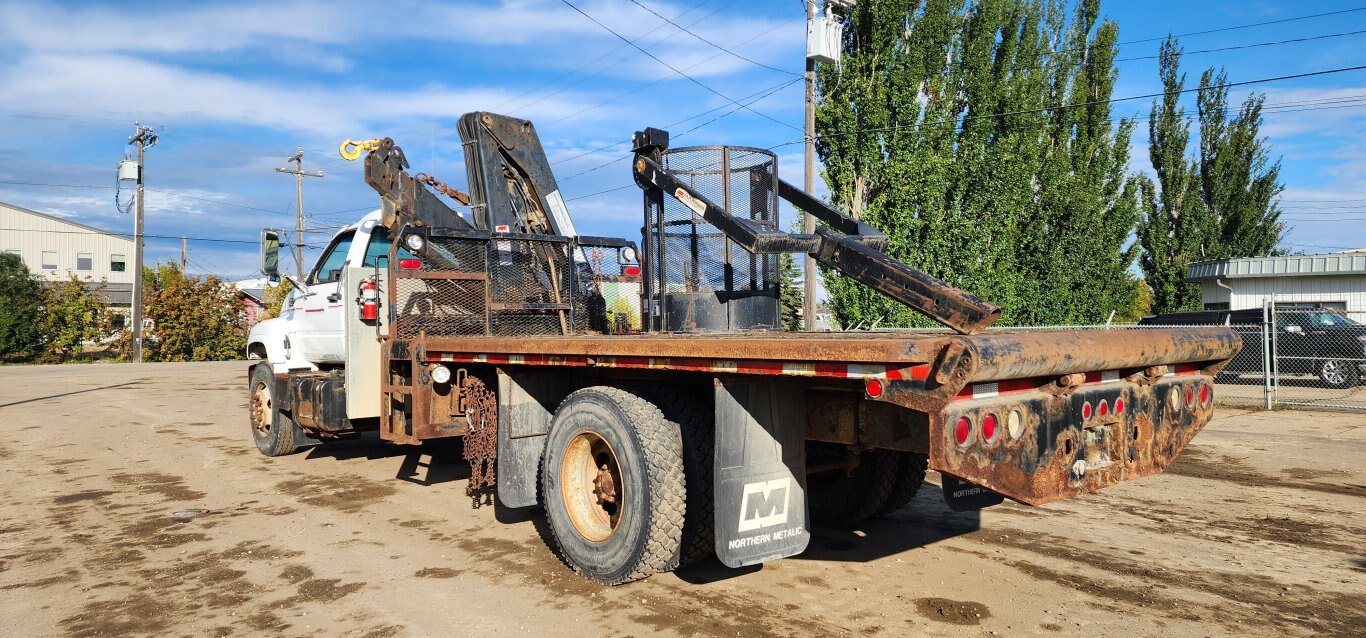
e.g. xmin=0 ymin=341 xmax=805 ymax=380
xmin=963 ymin=327 xmax=1241 ymax=382
xmin=463 ymin=375 xmax=497 ymax=499
xmin=420 ymin=332 xmax=949 ymax=363
xmin=928 ymin=376 xmax=1215 ymax=505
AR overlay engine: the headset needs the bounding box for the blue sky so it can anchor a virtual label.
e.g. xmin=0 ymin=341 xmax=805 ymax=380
xmin=2 ymin=0 xmax=1365 ymax=283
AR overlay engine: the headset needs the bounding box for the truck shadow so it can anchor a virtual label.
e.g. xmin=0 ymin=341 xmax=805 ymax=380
xmin=302 ymin=435 xmax=470 ymax=487
xmin=674 ymin=483 xmax=981 ymax=585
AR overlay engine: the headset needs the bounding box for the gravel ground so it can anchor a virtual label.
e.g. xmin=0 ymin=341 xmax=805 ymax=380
xmin=0 ymin=361 xmax=1361 ymax=637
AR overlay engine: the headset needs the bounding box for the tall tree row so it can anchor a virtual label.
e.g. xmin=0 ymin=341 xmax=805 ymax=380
xmin=1138 ymin=37 xmax=1284 ymax=313
xmin=815 ymin=0 xmax=1140 ymax=327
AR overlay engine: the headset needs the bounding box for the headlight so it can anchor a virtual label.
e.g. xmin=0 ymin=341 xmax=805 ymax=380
xmin=620 ymin=246 xmax=637 ymax=263
xmin=430 ymin=364 xmax=452 ymax=385
xmin=405 ymin=233 xmax=426 ymax=252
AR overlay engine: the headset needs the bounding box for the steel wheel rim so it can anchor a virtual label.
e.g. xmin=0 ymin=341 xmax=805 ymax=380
xmin=561 ymin=430 xmax=623 ymax=542
xmin=250 ymin=380 xmax=272 ymax=439
xmin=1322 ymin=361 xmax=1347 ymax=385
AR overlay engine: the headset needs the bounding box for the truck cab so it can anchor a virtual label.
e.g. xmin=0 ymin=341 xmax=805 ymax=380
xmin=247 ymin=211 xmax=412 ymax=372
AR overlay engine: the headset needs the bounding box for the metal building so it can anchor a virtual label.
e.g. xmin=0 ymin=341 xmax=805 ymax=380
xmin=1187 ymin=250 xmax=1366 ymax=313
xmin=0 ymin=201 xmax=136 ymax=312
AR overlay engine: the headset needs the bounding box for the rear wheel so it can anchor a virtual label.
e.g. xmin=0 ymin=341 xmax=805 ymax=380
xmin=636 ymin=384 xmax=714 ymax=568
xmin=248 ymin=364 xmax=298 ymax=457
xmin=807 ymin=444 xmax=898 ymax=526
xmin=1318 ymin=359 xmax=1360 ymax=389
xmin=540 ymin=387 xmax=685 ymax=585
xmin=875 ymin=452 xmax=930 ymax=517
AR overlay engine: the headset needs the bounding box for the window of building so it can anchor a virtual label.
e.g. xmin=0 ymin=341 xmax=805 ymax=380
xmin=76 ymin=252 xmax=93 ymax=271
xmin=1203 ymin=302 xmax=1230 ymax=310
xmin=4 ymin=249 xmax=18 ymax=256
xmin=41 ymin=251 xmax=58 ymax=270
xmin=111 ymin=254 xmax=126 ymax=272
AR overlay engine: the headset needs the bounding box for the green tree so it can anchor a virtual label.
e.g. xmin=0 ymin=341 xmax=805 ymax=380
xmin=126 ymin=264 xmax=247 ymax=361
xmin=778 ymin=253 xmax=803 ymax=331
xmin=1138 ymin=37 xmax=1284 ymax=314
xmin=1137 ymin=38 xmax=1204 ymax=314
xmin=0 ymin=253 xmax=45 ymax=361
xmin=40 ymin=274 xmax=108 ymax=362
xmin=816 ymin=0 xmax=1139 ymax=328
xmin=260 ymin=278 xmax=295 ymax=321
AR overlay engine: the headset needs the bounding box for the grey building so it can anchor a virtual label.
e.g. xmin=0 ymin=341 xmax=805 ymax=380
xmin=1187 ymin=250 xmax=1366 ymax=314
xmin=0 ymin=201 xmax=136 ymax=310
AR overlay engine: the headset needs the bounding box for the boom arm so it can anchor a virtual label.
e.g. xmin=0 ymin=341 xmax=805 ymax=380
xmin=631 ymin=129 xmax=1001 ymax=335
xmin=458 ymin=112 xmax=577 ymax=236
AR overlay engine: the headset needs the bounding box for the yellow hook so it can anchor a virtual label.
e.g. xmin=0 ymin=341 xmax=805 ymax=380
xmin=339 ymin=138 xmax=381 ymax=161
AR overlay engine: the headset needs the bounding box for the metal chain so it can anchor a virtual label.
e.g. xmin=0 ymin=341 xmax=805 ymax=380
xmin=414 ymin=172 xmax=472 ymax=206
xmin=462 ymin=376 xmax=498 ymax=506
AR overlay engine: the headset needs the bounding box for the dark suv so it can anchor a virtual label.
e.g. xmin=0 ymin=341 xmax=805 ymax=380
xmin=1139 ymin=307 xmax=1366 ymax=389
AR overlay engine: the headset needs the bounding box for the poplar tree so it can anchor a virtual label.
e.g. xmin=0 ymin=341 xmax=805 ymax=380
xmin=816 ymin=0 xmax=1140 ymax=328
xmin=1138 ymin=36 xmax=1284 ymax=313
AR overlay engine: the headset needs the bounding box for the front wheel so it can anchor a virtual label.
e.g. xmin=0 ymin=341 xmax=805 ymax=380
xmin=540 ymin=387 xmax=685 ymax=585
xmin=248 ymin=364 xmax=298 ymax=457
xmin=1318 ymin=359 xmax=1360 ymax=389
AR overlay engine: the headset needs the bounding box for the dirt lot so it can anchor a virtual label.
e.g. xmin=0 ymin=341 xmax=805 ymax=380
xmin=0 ymin=362 xmax=1362 ymax=637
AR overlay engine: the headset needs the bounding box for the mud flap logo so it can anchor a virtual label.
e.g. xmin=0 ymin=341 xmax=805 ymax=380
xmin=737 ymin=478 xmax=790 ymax=532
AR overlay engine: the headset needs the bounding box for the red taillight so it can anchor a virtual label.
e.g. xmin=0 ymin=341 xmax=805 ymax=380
xmin=865 ymin=378 xmax=884 ymax=398
xmin=623 ymin=265 xmax=642 ymax=277
xmin=1081 ymin=401 xmax=1093 ymax=420
xmin=1200 ymin=384 xmax=1210 ymax=406
xmin=1098 ymin=400 xmax=1109 ymax=417
xmin=954 ymin=416 xmax=972 ymax=447
xmin=1186 ymin=387 xmax=1195 ymax=408
xmin=1115 ymin=398 xmax=1125 ymax=414
xmin=981 ymin=413 xmax=998 ymax=442
xmin=399 ymin=258 xmax=422 ymax=270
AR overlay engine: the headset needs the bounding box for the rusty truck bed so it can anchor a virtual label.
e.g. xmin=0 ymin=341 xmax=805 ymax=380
xmin=416 ymin=326 xmax=1239 ymax=385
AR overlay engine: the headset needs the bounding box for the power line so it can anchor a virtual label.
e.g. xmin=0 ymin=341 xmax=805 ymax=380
xmin=787 ymin=63 xmax=1366 ymax=147
xmin=0 ymin=226 xmax=261 ymax=245
xmin=1115 ymin=28 xmax=1366 ymax=63
xmin=628 ymin=0 xmax=798 ymax=76
xmin=541 ymin=15 xmax=801 ymax=130
xmin=560 ymin=0 xmax=801 ymax=132
xmin=1112 ymin=6 xmax=1366 ymax=50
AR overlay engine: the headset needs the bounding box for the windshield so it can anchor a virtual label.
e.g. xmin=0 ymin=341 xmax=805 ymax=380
xmin=1302 ymin=312 xmax=1356 ymax=328
xmin=363 ymin=226 xmax=416 ymax=268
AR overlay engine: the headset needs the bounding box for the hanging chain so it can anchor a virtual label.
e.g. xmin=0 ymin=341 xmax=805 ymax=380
xmin=414 ymin=172 xmax=472 ymax=206
xmin=462 ymin=376 xmax=498 ymax=507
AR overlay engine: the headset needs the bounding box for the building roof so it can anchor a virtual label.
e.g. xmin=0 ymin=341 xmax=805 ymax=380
xmin=1188 ymin=251 xmax=1366 ymax=281
xmin=0 ymin=200 xmax=135 ymax=241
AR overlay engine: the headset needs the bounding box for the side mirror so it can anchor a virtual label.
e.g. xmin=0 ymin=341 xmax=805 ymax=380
xmin=261 ymin=229 xmax=282 ymax=283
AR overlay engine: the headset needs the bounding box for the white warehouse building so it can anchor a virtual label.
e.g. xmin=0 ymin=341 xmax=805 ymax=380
xmin=0 ymin=201 xmax=136 ymax=311
xmin=1187 ymin=250 xmax=1366 ymax=315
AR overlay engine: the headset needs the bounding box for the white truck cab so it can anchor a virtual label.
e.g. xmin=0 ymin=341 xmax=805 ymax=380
xmin=248 ymin=211 xmax=409 ymax=372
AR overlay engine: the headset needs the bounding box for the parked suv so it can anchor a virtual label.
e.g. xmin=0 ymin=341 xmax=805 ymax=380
xmin=1139 ymin=307 xmax=1366 ymax=389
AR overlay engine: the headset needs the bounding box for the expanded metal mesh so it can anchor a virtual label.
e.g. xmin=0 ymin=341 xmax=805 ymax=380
xmin=652 ymin=146 xmax=780 ymax=332
xmin=393 ymin=277 xmax=486 ymax=338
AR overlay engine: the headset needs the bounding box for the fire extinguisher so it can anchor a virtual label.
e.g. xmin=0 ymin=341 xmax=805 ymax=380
xmin=357 ymin=277 xmax=379 ymax=321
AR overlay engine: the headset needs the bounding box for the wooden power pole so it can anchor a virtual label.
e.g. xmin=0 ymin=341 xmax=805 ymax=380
xmin=803 ymin=0 xmax=818 ymax=330
xmin=128 ymin=124 xmax=157 ymax=364
xmin=275 ymin=148 xmax=324 ymax=279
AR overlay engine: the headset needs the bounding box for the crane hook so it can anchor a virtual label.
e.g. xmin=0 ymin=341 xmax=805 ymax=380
xmin=339 ymin=138 xmax=382 ymax=161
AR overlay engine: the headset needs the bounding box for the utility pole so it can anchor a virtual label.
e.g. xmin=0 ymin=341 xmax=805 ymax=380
xmin=180 ymin=236 xmax=187 ymax=271
xmin=128 ymin=123 xmax=157 ymax=364
xmin=274 ymin=148 xmax=324 ymax=279
xmin=802 ymin=0 xmax=818 ymax=330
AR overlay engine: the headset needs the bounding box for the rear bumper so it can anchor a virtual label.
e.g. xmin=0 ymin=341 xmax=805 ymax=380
xmin=925 ymin=373 xmax=1214 ymax=505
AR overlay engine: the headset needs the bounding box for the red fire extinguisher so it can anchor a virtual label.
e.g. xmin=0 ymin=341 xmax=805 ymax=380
xmin=357 ymin=277 xmax=379 ymax=321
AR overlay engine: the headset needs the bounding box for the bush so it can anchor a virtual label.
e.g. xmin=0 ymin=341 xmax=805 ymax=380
xmin=0 ymin=253 xmax=45 ymax=361
xmin=120 ymin=264 xmax=247 ymax=361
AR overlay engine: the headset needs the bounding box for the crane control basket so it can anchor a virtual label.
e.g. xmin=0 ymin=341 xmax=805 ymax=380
xmin=647 ymin=146 xmax=782 ymax=333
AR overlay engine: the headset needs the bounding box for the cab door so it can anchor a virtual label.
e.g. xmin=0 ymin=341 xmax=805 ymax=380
xmin=291 ymin=230 xmax=357 ymax=363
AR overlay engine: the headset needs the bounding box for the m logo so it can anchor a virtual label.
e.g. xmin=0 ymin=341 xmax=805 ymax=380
xmin=737 ymin=478 xmax=791 ymax=532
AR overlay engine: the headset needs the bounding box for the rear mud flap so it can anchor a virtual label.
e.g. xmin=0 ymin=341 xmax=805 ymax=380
xmin=713 ymin=379 xmax=809 ymax=568
xmin=941 ymin=475 xmax=1004 ymax=512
